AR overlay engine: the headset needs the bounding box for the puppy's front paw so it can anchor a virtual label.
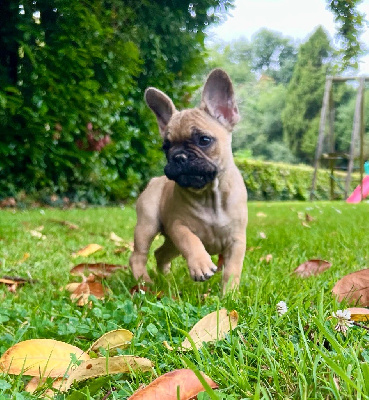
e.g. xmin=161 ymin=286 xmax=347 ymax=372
xmin=188 ymin=255 xmax=218 ymax=282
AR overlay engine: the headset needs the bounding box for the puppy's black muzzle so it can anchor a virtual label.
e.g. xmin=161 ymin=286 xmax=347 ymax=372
xmin=164 ymin=150 xmax=217 ymax=189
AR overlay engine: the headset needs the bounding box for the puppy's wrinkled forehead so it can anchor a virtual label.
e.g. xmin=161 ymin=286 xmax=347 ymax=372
xmin=165 ymin=109 xmax=224 ymax=141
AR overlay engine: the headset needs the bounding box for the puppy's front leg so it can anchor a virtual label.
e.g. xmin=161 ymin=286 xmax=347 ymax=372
xmin=222 ymin=236 xmax=246 ymax=294
xmin=169 ymin=222 xmax=217 ymax=281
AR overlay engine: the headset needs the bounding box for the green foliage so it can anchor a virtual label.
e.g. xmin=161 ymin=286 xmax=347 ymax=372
xmin=327 ymin=0 xmax=367 ymax=69
xmin=235 ymin=157 xmax=358 ymax=201
xmin=0 ymin=0 xmax=234 ymax=201
xmin=282 ymin=27 xmax=333 ymax=163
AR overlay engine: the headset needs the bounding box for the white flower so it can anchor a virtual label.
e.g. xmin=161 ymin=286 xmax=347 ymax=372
xmin=332 ymin=309 xmax=354 ymax=335
xmin=276 ymin=301 xmax=288 ymax=316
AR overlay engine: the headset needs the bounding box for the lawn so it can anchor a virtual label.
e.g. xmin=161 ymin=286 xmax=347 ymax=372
xmin=1 ymin=201 xmax=369 ymax=399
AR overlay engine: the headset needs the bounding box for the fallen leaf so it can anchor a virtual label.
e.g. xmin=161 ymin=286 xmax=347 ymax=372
xmin=128 ymin=369 xmax=218 ymax=400
xmin=63 ymin=282 xmax=81 ymax=293
xmin=70 ymin=263 xmax=126 ymax=278
xmin=294 ymin=260 xmax=332 ymax=278
xmin=305 ymin=213 xmax=315 ymax=222
xmin=247 ymin=246 xmax=261 ymax=252
xmin=332 ymin=269 xmax=369 ymax=306
xmin=256 ymin=212 xmax=267 ymax=217
xmin=347 ymin=307 xmax=369 ymax=322
xmin=29 ymin=230 xmax=46 ymax=240
xmin=88 ymin=329 xmax=133 ymax=353
xmin=0 ymin=278 xmax=20 ymax=285
xmin=0 ymin=339 xmax=89 ymax=377
xmin=180 ymin=309 xmax=238 ymax=350
xmin=70 ymin=282 xmax=105 ymax=306
xmin=25 ymin=376 xmax=64 ymax=396
xmin=72 ymin=244 xmax=103 ymax=258
xmin=65 ymin=355 xmax=153 ymax=390
xmin=260 ymin=254 xmax=273 ymax=263
xmin=297 ymin=211 xmax=305 ymax=220
xmin=301 ymin=221 xmax=311 ymax=228
xmin=50 ymin=219 xmax=79 ymax=230
xmin=258 ymin=232 xmax=267 ymax=239
xmin=1 ymin=275 xmax=36 ymax=284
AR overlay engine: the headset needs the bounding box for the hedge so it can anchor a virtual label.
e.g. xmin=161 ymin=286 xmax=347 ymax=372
xmin=235 ymin=157 xmax=360 ymax=201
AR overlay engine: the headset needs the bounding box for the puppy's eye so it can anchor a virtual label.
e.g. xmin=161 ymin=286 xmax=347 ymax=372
xmin=162 ymin=139 xmax=171 ymax=152
xmin=198 ymin=135 xmax=212 ymax=147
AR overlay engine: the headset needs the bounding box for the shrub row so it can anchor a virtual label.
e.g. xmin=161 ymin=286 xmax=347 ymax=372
xmin=235 ymin=158 xmax=360 ymax=201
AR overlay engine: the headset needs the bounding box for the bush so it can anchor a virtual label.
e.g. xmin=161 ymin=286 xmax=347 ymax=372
xmin=235 ymin=157 xmax=359 ymax=201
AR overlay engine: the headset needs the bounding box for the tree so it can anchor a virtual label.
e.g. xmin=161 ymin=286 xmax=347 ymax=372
xmin=0 ymin=0 xmax=234 ymax=200
xmin=327 ymin=0 xmax=367 ymax=69
xmin=250 ymin=29 xmax=298 ymax=84
xmin=282 ymin=26 xmax=333 ymax=163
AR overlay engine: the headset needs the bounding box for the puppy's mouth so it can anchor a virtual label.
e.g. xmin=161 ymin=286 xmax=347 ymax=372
xmin=171 ymin=171 xmax=217 ymax=189
xmin=164 ymin=164 xmax=217 ymax=189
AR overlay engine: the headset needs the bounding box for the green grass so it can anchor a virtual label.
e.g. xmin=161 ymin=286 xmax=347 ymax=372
xmin=1 ymin=201 xmax=369 ymax=399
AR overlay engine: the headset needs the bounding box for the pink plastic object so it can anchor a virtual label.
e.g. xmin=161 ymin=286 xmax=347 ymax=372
xmin=346 ymin=175 xmax=369 ymax=203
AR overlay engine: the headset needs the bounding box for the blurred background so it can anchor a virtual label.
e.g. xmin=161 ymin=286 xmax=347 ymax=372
xmin=0 ymin=0 xmax=368 ymax=204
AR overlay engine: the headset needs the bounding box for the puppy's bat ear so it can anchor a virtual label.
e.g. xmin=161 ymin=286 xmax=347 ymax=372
xmin=200 ymin=69 xmax=240 ymax=131
xmin=145 ymin=88 xmax=177 ymax=137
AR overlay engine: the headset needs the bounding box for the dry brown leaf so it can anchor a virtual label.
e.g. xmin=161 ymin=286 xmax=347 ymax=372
xmin=180 ymin=309 xmax=238 ymax=350
xmin=0 ymin=339 xmax=89 ymax=377
xmin=70 ymin=282 xmax=105 ymax=306
xmin=25 ymin=376 xmax=64 ymax=396
xmin=0 ymin=278 xmax=19 ymax=285
xmin=128 ymin=369 xmax=218 ymax=400
xmin=247 ymin=246 xmax=261 ymax=252
xmin=347 ymin=307 xmax=369 ymax=322
xmin=332 ymin=269 xmax=369 ymax=306
xmin=64 ymin=355 xmax=153 ymax=390
xmin=70 ymin=263 xmax=126 ymax=278
xmin=72 ymin=244 xmax=103 ymax=258
xmin=50 ymin=219 xmax=79 ymax=230
xmin=88 ymin=329 xmax=133 ymax=353
xmin=109 ymin=232 xmax=123 ymax=245
xmin=306 ymin=213 xmax=315 ymax=222
xmin=63 ymin=283 xmax=81 ymax=293
xmin=293 ymin=259 xmax=332 ymax=278
xmin=260 ymin=254 xmax=273 ymax=263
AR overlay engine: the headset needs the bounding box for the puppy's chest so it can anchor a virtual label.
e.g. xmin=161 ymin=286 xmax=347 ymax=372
xmin=188 ymin=208 xmax=233 ymax=254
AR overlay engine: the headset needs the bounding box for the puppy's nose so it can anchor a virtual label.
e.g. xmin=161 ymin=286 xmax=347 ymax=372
xmin=173 ymin=153 xmax=187 ymax=165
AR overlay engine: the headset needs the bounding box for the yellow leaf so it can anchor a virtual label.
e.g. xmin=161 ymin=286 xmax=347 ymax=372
xmin=88 ymin=329 xmax=133 ymax=354
xmin=0 ymin=339 xmax=89 ymax=377
xmin=347 ymin=307 xmax=369 ymax=322
xmin=72 ymin=244 xmax=103 ymax=258
xmin=64 ymin=355 xmax=153 ymax=390
xmin=25 ymin=376 xmax=65 ymax=397
xmin=180 ymin=309 xmax=238 ymax=350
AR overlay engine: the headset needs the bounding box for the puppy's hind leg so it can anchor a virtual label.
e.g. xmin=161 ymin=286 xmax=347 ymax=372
xmin=155 ymin=237 xmax=179 ymax=274
xmin=129 ymin=178 xmax=164 ymax=282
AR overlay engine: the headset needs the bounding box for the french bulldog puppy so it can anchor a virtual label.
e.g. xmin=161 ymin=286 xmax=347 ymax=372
xmin=129 ymin=69 xmax=247 ymax=294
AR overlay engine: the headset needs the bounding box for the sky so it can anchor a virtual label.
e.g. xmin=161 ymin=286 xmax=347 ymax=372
xmin=207 ymin=0 xmax=369 ymax=75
